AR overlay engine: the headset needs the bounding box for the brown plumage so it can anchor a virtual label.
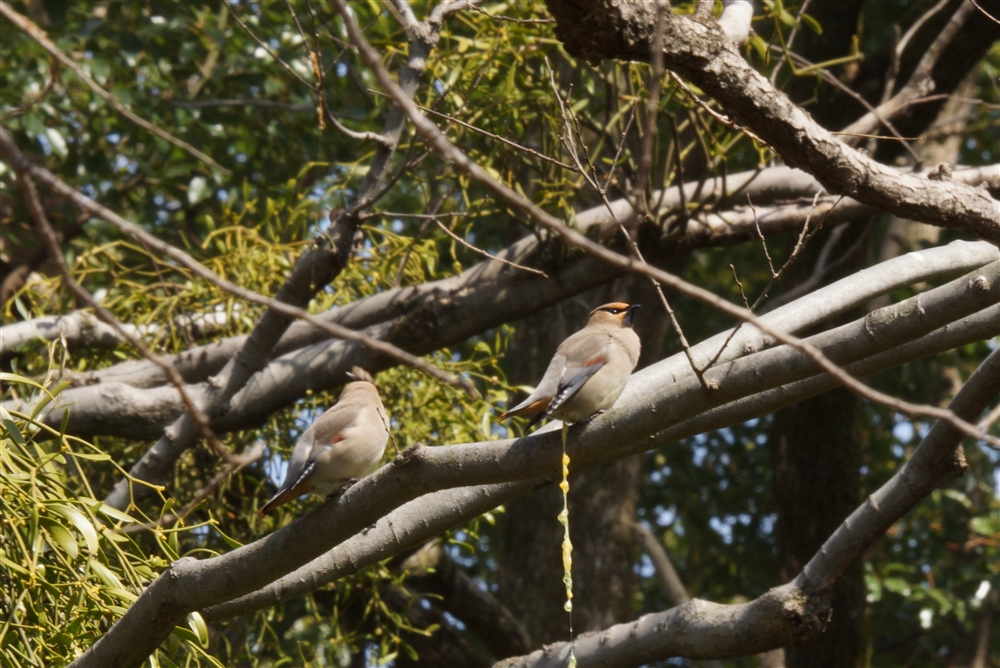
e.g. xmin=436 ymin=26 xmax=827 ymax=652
xmin=500 ymin=302 xmax=641 ymax=428
xmin=259 ymin=367 xmax=390 ymax=515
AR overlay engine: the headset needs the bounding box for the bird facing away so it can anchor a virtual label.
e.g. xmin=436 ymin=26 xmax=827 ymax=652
xmin=500 ymin=302 xmax=641 ymax=429
xmin=259 ymin=367 xmax=391 ymax=516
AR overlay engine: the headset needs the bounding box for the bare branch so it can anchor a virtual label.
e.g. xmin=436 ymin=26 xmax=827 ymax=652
xmin=842 ymin=0 xmax=978 ymax=139
xmin=15 ymin=170 xmax=237 ymax=465
xmin=335 ymin=5 xmax=1000 ymax=445
xmin=541 ymin=0 xmax=999 ymax=242
xmin=70 ymin=254 xmax=997 ymax=667
xmin=970 ymin=0 xmax=1000 ymax=24
xmin=633 ymin=523 xmax=690 ymax=606
xmin=434 ymin=218 xmax=549 ymax=277
xmin=207 ymin=301 xmax=998 ymax=626
xmin=0 ymin=1 xmax=230 ymax=174
xmin=0 ymin=131 xmax=473 ymax=400
xmin=494 ymin=338 xmax=1000 ymax=668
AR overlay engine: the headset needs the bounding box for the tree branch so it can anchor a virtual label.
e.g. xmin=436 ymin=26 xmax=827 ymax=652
xmin=541 ymin=0 xmax=999 ymax=242
xmin=12 ymin=240 xmax=992 ymax=442
xmin=493 ymin=346 xmax=1000 ymax=668
xmin=842 ymin=0 xmax=979 ymax=140
xmin=0 ymin=1 xmax=230 ymax=174
xmin=201 ymin=302 xmax=998 ymax=626
xmin=68 ymin=252 xmax=998 ymax=667
xmin=334 ymin=3 xmax=1000 ymax=445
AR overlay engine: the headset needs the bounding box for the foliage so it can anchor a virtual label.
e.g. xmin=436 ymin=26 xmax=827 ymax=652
xmin=1 ymin=1 xmax=997 ymax=667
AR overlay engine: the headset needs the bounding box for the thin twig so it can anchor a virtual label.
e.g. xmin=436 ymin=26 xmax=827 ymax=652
xmin=434 ymin=219 xmax=548 ymax=277
xmin=123 ymin=441 xmax=265 ymax=534
xmin=748 ymin=194 xmax=777 ymax=278
xmin=769 ymin=0 xmax=813 ymax=86
xmin=403 ymin=98 xmax=576 ymax=171
xmin=1 ymin=130 xmax=477 ymax=398
xmin=634 ymin=0 xmax=668 ymax=208
xmin=224 ymin=3 xmax=313 ymax=89
xmin=337 ymin=5 xmax=1000 ymax=448
xmin=604 ymin=104 xmax=637 ymax=193
xmin=703 ymin=191 xmax=828 ymax=369
xmin=669 ymin=72 xmax=768 ymax=147
xmin=544 ymin=54 xmax=714 ymax=393
xmin=0 ymin=1 xmax=230 ymax=175
xmin=771 ymin=45 xmax=921 ymax=161
xmin=16 ymin=171 xmax=238 ymax=464
xmin=465 ymin=0 xmax=555 ymax=23
xmin=730 ymin=264 xmax=750 ymax=309
xmin=970 ymin=0 xmax=1000 ymax=24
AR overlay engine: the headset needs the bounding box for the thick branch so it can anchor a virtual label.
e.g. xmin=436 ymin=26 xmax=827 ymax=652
xmin=542 ymin=0 xmax=1000 ymax=242
xmin=69 ymin=254 xmax=998 ymax=668
xmin=32 ymin=163 xmax=993 ymax=390
xmin=202 ymin=303 xmax=998 ymax=625
xmin=494 ymin=346 xmax=1000 ymax=668
xmin=13 ymin=241 xmax=991 ymax=440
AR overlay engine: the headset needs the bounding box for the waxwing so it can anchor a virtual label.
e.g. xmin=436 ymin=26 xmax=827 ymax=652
xmin=500 ymin=303 xmax=641 ymax=428
xmin=259 ymin=367 xmax=391 ymax=515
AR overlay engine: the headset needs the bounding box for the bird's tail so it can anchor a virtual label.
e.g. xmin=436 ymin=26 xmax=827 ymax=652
xmin=499 ymin=398 xmax=551 ymax=423
xmin=259 ymin=468 xmax=313 ymax=516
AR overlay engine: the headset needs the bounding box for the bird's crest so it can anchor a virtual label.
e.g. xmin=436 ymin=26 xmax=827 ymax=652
xmin=346 ymin=366 xmax=375 ymax=384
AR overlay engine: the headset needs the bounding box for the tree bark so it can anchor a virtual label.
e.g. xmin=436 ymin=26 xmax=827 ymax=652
xmin=770 ymin=388 xmax=868 ymax=668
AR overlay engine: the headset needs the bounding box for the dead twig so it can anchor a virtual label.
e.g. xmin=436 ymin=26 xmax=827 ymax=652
xmin=434 ymin=219 xmax=548 ymax=277
xmin=465 ymin=0 xmax=555 ymax=24
xmin=669 ymin=72 xmax=768 ymax=148
xmin=1 ymin=130 xmax=477 ymax=398
xmin=337 ymin=3 xmax=1000 ymax=448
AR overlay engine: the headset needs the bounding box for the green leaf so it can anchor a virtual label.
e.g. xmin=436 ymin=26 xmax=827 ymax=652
xmin=42 ymin=520 xmax=79 ymax=560
xmin=96 ymin=503 xmax=137 ymax=524
xmin=800 ymin=13 xmax=823 ymax=35
xmin=47 ymin=504 xmax=99 ymax=556
xmin=187 ymin=611 xmax=210 ymax=648
xmin=2 ymin=418 xmax=26 ymax=446
xmin=71 ymin=451 xmax=112 ymax=461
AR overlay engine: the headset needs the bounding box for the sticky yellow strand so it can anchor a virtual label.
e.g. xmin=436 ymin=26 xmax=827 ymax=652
xmin=559 ymin=422 xmax=576 ymax=668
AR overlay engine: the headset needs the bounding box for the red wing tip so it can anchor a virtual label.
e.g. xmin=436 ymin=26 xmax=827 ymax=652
xmin=498 ymin=412 xmax=512 ymax=421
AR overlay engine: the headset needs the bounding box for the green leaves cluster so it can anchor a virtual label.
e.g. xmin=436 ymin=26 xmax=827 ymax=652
xmin=1 ymin=374 xmax=216 ymax=667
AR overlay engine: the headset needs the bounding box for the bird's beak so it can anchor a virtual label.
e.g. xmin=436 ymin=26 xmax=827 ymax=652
xmin=622 ymin=304 xmax=640 ymax=327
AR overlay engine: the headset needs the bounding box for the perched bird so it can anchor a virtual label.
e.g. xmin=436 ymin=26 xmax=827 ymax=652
xmin=259 ymin=367 xmax=391 ymax=516
xmin=500 ymin=302 xmax=641 ymax=428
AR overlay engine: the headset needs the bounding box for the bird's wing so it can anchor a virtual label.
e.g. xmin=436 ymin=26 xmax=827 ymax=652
xmin=541 ymin=353 xmax=608 ymax=422
xmin=499 ymin=353 xmax=567 ymax=419
xmin=260 ymin=402 xmax=367 ymax=516
xmin=278 ymin=403 xmax=361 ymax=489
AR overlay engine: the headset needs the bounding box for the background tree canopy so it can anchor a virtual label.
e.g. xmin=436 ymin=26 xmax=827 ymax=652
xmin=1 ymin=1 xmax=998 ymax=667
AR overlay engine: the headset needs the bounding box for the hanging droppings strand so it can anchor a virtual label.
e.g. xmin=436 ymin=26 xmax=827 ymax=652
xmin=559 ymin=422 xmax=577 ymax=667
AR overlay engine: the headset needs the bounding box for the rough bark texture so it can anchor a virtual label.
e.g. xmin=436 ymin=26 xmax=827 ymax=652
xmin=770 ymin=388 xmax=869 ymax=668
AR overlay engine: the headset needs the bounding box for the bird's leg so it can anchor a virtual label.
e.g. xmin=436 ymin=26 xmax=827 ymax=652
xmin=326 ymin=478 xmax=360 ymax=499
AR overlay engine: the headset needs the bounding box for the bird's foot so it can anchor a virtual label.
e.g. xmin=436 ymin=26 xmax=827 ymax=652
xmin=325 ymin=478 xmax=360 ymax=500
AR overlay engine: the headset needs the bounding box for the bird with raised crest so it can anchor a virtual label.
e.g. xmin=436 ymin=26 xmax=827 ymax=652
xmin=499 ymin=302 xmax=641 ymax=428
